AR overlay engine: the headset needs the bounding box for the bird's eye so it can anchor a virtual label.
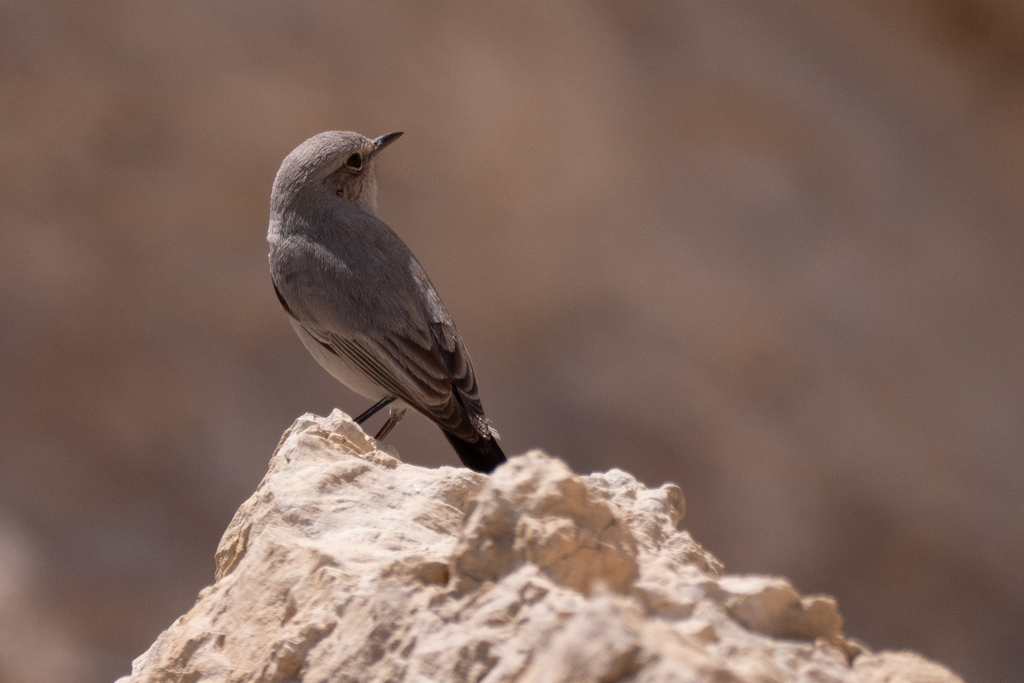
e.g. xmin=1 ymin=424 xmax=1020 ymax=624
xmin=345 ymin=153 xmax=362 ymax=170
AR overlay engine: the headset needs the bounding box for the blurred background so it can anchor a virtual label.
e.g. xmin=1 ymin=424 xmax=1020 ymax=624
xmin=1 ymin=1 xmax=1022 ymax=681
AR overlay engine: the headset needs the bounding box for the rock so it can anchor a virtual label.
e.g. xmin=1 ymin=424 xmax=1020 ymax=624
xmin=451 ymin=452 xmax=640 ymax=595
xmin=120 ymin=411 xmax=963 ymax=683
xmin=718 ymin=575 xmax=843 ymax=643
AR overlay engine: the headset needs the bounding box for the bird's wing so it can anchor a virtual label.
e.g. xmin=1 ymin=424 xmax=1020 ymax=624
xmin=426 ymin=320 xmax=495 ymax=438
xmin=271 ymin=222 xmax=494 ymax=441
xmin=406 ymin=256 xmax=497 ymax=439
xmin=309 ymin=326 xmax=480 ymax=441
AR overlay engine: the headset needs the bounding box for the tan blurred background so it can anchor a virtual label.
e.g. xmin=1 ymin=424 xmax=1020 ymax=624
xmin=1 ymin=1 xmax=1023 ymax=681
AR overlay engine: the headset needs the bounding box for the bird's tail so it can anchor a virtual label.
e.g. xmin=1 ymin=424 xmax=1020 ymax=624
xmin=443 ymin=431 xmax=506 ymax=474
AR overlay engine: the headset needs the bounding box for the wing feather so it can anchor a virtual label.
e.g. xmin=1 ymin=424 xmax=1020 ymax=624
xmin=307 ymin=326 xmax=479 ymax=441
xmin=272 ymin=219 xmax=495 ymax=442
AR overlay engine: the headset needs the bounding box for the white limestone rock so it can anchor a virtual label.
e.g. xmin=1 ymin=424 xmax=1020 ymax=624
xmin=121 ymin=411 xmax=963 ymax=683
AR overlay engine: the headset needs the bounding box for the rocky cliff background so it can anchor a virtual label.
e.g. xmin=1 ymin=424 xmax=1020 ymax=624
xmin=1 ymin=2 xmax=1022 ymax=682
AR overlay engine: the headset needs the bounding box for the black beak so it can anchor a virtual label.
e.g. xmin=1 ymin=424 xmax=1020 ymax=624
xmin=371 ymin=131 xmax=404 ymax=157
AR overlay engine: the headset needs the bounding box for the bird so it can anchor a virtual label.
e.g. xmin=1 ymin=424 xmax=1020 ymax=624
xmin=267 ymin=130 xmax=506 ymax=474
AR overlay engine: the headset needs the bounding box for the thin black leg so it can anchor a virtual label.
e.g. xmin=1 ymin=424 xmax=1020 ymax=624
xmin=354 ymin=396 xmax=394 ymax=425
xmin=373 ymin=407 xmax=407 ymax=441
xmin=374 ymin=415 xmax=399 ymax=441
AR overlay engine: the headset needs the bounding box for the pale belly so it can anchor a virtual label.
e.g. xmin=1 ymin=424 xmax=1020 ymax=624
xmin=289 ymin=318 xmax=391 ymax=403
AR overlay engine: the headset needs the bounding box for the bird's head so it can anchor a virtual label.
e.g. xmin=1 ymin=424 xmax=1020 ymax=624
xmin=271 ymin=130 xmax=403 ymax=215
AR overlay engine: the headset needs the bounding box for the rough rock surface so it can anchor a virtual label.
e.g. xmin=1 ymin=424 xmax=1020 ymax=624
xmin=121 ymin=412 xmax=963 ymax=683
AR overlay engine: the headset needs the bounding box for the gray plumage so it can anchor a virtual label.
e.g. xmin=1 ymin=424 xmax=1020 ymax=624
xmin=267 ymin=130 xmax=505 ymax=473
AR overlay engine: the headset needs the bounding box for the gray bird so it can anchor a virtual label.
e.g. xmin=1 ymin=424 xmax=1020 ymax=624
xmin=268 ymin=130 xmax=506 ymax=473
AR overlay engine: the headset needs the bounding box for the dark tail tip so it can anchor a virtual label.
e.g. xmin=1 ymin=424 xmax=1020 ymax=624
xmin=443 ymin=431 xmax=507 ymax=474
